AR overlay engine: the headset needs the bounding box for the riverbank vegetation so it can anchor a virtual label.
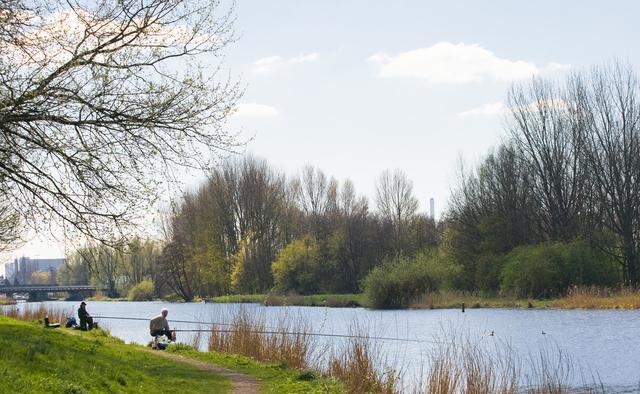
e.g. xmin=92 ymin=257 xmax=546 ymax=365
xmin=0 ymin=316 xmax=232 ymax=393
xmin=51 ymin=63 xmax=640 ymax=311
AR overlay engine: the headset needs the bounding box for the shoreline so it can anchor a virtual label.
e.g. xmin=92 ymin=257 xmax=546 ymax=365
xmin=62 ymin=288 xmax=640 ymax=311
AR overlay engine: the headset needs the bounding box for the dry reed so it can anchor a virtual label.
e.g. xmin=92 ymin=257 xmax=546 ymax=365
xmin=208 ymin=308 xmax=312 ymax=370
xmin=328 ymin=336 xmax=399 ymax=394
xmin=189 ymin=325 xmax=204 ymax=350
xmin=207 ymin=308 xmax=399 ymax=393
xmin=0 ymin=304 xmax=71 ymax=325
xmin=550 ymin=286 xmax=640 ymax=309
xmin=422 ymin=334 xmax=602 ymax=394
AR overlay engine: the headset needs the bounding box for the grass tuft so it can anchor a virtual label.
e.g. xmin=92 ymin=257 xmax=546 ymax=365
xmin=208 ymin=308 xmax=312 ymax=370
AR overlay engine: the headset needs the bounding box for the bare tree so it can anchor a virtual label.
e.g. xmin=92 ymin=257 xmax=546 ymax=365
xmin=0 ymin=0 xmax=242 ymax=248
xmin=298 ymin=166 xmax=332 ymax=217
xmin=375 ymin=169 xmax=418 ymax=256
xmin=508 ymin=78 xmax=589 ymax=240
xmin=571 ymin=63 xmax=640 ymax=284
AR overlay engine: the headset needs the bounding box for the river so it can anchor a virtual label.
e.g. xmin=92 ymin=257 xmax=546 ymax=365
xmin=14 ymin=301 xmax=640 ymax=393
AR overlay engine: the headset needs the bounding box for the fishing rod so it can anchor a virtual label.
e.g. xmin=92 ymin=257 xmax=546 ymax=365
xmin=92 ymin=315 xmax=444 ymax=344
xmin=174 ymin=328 xmax=439 ymax=343
xmin=93 ymin=315 xmax=235 ymax=327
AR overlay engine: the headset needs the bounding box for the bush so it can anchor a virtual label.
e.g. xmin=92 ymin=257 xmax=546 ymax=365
xmin=271 ymin=236 xmax=321 ymax=294
xmin=500 ymin=240 xmax=620 ymax=298
xmin=127 ymin=280 xmax=155 ymax=301
xmin=362 ymin=250 xmax=461 ymax=309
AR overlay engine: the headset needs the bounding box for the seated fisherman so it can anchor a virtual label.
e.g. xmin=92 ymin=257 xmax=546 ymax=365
xmin=77 ymin=301 xmax=93 ymax=331
xmin=149 ymin=307 xmax=173 ymax=339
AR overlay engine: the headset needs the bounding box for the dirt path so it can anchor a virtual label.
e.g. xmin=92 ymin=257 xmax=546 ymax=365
xmin=146 ymin=349 xmax=259 ymax=394
xmin=60 ymin=329 xmax=258 ymax=394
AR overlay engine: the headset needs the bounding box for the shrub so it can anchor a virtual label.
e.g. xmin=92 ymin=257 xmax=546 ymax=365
xmin=500 ymin=240 xmax=620 ymax=298
xmin=363 ymin=250 xmax=461 ymax=309
xmin=271 ymin=236 xmax=321 ymax=294
xmin=127 ymin=280 xmax=155 ymax=301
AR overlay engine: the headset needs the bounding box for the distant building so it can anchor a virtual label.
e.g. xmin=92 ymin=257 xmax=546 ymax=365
xmin=4 ymin=257 xmax=65 ymax=285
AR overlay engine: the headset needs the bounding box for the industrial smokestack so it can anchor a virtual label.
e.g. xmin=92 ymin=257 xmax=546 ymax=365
xmin=429 ymin=198 xmax=435 ymax=220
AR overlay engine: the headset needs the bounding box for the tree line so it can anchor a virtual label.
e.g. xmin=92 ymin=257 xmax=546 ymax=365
xmin=61 ymin=162 xmax=438 ymax=300
xmin=60 ymin=62 xmax=640 ymax=305
xmin=446 ymin=62 xmax=639 ymax=296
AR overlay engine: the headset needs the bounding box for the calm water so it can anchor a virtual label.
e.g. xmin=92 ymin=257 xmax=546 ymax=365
xmin=16 ymin=301 xmax=640 ymax=392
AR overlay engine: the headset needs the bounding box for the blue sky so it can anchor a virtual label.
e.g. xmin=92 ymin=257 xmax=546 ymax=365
xmin=4 ymin=1 xmax=640 ymax=265
xmin=223 ymin=0 xmax=640 ymax=217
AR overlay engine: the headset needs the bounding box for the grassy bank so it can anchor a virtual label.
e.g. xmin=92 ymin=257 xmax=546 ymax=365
xmin=410 ymin=287 xmax=640 ymax=310
xmin=0 ymin=308 xmax=346 ymax=394
xmin=207 ymin=293 xmax=366 ymax=308
xmin=0 ymin=316 xmax=231 ymax=393
xmin=79 ymin=285 xmax=640 ymax=310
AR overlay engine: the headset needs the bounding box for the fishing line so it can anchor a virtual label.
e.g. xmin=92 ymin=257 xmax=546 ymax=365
xmin=175 ymin=328 xmax=443 ymax=343
xmin=93 ymin=315 xmax=235 ymax=327
xmin=93 ymin=315 xmax=446 ymax=344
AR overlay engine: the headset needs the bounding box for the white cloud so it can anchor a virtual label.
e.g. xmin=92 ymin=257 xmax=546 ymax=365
xmin=369 ymin=42 xmax=569 ymax=84
xmin=459 ymin=102 xmax=508 ymax=117
xmin=253 ymin=52 xmax=319 ymax=74
xmin=460 ymin=99 xmax=571 ymax=117
xmin=290 ymin=53 xmax=319 ymax=64
xmin=232 ymin=103 xmax=278 ymax=118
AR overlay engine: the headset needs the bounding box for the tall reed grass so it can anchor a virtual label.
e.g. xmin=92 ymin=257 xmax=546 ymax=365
xmin=550 ymin=286 xmax=640 ymax=309
xmin=208 ymin=308 xmax=313 ymax=370
xmin=328 ymin=336 xmax=398 ymax=394
xmin=422 ymin=333 xmax=602 ymax=394
xmin=0 ymin=304 xmax=71 ymax=324
xmin=207 ymin=307 xmax=398 ymax=393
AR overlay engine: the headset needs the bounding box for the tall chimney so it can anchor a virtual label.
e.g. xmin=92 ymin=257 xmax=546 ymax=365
xmin=429 ymin=198 xmax=435 ymax=220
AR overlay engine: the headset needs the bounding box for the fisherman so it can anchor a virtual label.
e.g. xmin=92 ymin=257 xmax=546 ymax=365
xmin=149 ymin=307 xmax=174 ymax=340
xmin=77 ymin=301 xmax=93 ymax=331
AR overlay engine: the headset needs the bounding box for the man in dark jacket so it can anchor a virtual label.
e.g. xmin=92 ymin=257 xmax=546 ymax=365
xmin=78 ymin=301 xmax=93 ymax=330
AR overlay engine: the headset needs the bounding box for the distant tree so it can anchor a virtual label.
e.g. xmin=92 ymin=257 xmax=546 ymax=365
xmin=508 ymin=78 xmax=589 ymax=240
xmin=375 ymin=169 xmax=419 ymax=256
xmin=446 ymin=144 xmax=537 ymax=290
xmin=0 ymin=0 xmax=242 ymax=248
xmin=571 ymin=63 xmax=640 ymax=284
xmin=30 ymin=271 xmax=51 ymax=285
xmin=76 ymin=243 xmax=121 ymax=297
xmin=57 ymin=254 xmax=90 ymax=286
xmin=271 ymin=236 xmax=321 ymax=294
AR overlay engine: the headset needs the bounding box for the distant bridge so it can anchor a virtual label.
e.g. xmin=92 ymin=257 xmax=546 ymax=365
xmin=0 ymin=285 xmax=106 ymax=301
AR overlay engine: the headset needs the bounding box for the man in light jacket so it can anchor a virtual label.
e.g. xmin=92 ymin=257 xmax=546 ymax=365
xmin=149 ymin=307 xmax=173 ymax=339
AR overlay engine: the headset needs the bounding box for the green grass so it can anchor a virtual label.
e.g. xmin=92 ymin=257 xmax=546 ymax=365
xmin=207 ymin=293 xmax=366 ymax=308
xmin=207 ymin=294 xmax=266 ymax=304
xmin=167 ymin=347 xmax=345 ymax=394
xmin=0 ymin=316 xmax=232 ymax=394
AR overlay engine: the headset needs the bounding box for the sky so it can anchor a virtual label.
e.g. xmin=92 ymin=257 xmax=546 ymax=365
xmin=4 ymin=0 xmax=640 ymax=271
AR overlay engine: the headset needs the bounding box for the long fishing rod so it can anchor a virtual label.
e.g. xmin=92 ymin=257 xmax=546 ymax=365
xmin=92 ymin=315 xmax=444 ymax=344
xmin=174 ymin=328 xmax=438 ymax=343
xmin=93 ymin=315 xmax=236 ymax=327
